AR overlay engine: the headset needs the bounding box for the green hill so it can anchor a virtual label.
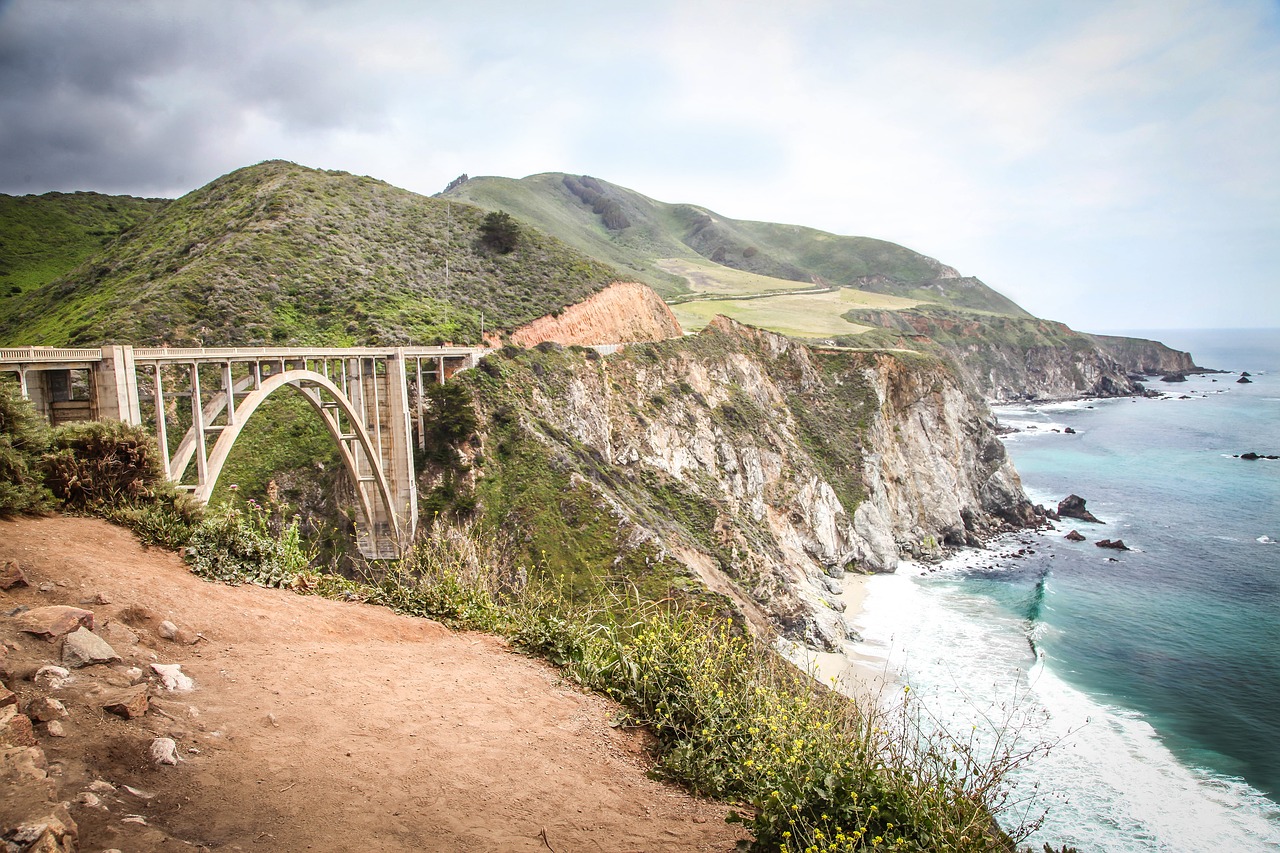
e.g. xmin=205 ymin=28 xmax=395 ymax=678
xmin=0 ymin=161 xmax=619 ymax=347
xmin=0 ymin=191 xmax=166 ymax=305
xmin=443 ymin=172 xmax=1029 ymax=316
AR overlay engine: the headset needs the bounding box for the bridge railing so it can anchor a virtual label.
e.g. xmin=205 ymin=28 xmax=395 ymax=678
xmin=0 ymin=347 xmax=105 ymax=363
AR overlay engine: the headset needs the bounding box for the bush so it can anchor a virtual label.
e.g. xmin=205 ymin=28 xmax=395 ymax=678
xmin=187 ymin=498 xmax=315 ymax=586
xmin=43 ymin=420 xmax=167 ymax=508
xmin=0 ymin=380 xmax=54 ymax=516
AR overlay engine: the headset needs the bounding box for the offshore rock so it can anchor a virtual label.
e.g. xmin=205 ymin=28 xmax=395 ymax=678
xmin=1057 ymin=494 xmax=1103 ymax=524
xmin=1097 ymin=539 xmax=1129 ymax=550
xmin=1064 ymin=529 xmax=1086 ymax=542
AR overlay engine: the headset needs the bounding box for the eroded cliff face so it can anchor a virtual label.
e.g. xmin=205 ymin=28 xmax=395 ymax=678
xmin=505 ymin=281 xmax=682 ymax=347
xmin=1087 ymin=333 xmax=1198 ymax=375
xmin=467 ymin=317 xmax=1033 ymax=651
xmin=843 ymin=308 xmax=1167 ymax=402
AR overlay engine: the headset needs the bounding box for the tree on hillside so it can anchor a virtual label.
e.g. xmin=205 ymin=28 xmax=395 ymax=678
xmin=480 ymin=210 xmax=520 ymax=253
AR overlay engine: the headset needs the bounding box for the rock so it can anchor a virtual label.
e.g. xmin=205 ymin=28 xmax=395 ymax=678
xmin=1096 ymin=539 xmax=1129 ymax=550
xmin=25 ymin=697 xmax=68 ymax=722
xmin=1064 ymin=529 xmax=1086 ymax=542
xmin=0 ymin=558 xmax=29 ymax=590
xmin=149 ymin=737 xmax=179 ymax=766
xmin=16 ymin=606 xmax=95 ymax=641
xmin=1160 ymin=372 xmax=1187 ymax=382
xmin=1 ymin=710 xmax=38 ymax=746
xmin=1238 ymin=374 xmax=1252 ymax=384
xmin=76 ymin=791 xmax=101 ymax=808
xmin=32 ymin=665 xmax=71 ymax=689
xmin=1063 ymin=426 xmax=1076 ymax=434
xmin=61 ymin=627 xmax=122 ymax=668
xmin=1240 ymin=452 xmax=1260 ymax=460
xmin=157 ymin=620 xmax=179 ymax=640
xmin=45 ymin=720 xmax=66 ymax=737
xmin=95 ymin=620 xmax=139 ymax=649
xmin=1057 ymin=494 xmax=1104 ymax=524
xmin=87 ymin=779 xmax=116 ymax=794
xmin=37 ymin=581 xmax=56 ymax=593
xmin=149 ymin=663 xmax=194 ymax=692
xmin=101 ymin=685 xmax=149 ymax=719
xmin=0 ymin=685 xmax=16 ymax=708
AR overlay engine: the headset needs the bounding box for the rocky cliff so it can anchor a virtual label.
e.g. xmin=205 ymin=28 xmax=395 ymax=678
xmin=1087 ymin=333 xmax=1199 ymax=375
xmin=505 ymin=281 xmax=682 ymax=347
xmin=463 ymin=317 xmax=1033 ymax=651
xmin=841 ymin=308 xmax=1149 ymax=401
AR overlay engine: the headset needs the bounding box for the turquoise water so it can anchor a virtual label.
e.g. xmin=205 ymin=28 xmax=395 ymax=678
xmin=852 ymin=329 xmax=1280 ymax=850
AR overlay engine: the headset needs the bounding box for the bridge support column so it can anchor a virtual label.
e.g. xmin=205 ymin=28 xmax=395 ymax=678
xmin=92 ymin=345 xmax=141 ymax=425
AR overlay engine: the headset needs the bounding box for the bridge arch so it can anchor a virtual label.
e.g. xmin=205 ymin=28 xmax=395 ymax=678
xmin=194 ymin=370 xmax=403 ymax=548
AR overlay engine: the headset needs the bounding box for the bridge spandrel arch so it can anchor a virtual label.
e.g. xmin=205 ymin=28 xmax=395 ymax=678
xmin=195 ymin=370 xmax=408 ymax=559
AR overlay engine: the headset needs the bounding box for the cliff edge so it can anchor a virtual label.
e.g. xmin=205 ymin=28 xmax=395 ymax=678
xmin=505 ymin=281 xmax=682 ymax=347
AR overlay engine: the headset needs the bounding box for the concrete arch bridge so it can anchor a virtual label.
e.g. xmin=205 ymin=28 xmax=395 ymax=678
xmin=0 ymin=345 xmax=485 ymax=558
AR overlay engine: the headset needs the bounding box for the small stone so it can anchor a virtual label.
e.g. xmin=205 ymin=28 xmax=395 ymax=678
xmin=87 ymin=779 xmax=117 ymax=794
xmin=62 ymin=626 xmax=122 ymax=668
xmin=0 ymin=558 xmax=29 ymax=590
xmin=38 ymin=581 xmax=56 ymax=593
xmin=26 ymin=696 xmax=69 ymax=722
xmin=121 ymin=815 xmax=149 ymax=825
xmin=77 ymin=791 xmax=102 ymax=807
xmin=157 ymin=620 xmax=179 ymax=640
xmin=101 ymin=684 xmax=149 ymax=719
xmin=17 ymin=605 xmax=96 ymax=640
xmin=121 ymin=784 xmax=153 ymax=799
xmin=124 ymin=666 xmax=145 ymax=684
xmin=150 ymin=736 xmax=179 ymax=765
xmin=149 ymin=663 xmax=194 ymax=692
xmin=45 ymin=719 xmax=67 ymax=737
xmin=33 ymin=665 xmax=72 ymax=689
xmin=0 ymin=684 xmax=16 ymax=708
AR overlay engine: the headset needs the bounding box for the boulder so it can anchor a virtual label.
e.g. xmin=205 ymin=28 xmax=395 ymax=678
xmin=0 ymin=559 xmax=28 ymax=590
xmin=1057 ymin=494 xmax=1104 ymax=524
xmin=0 ymin=685 xmax=16 ymax=708
xmin=1063 ymin=427 xmax=1076 ymax=434
xmin=16 ymin=606 xmax=95 ymax=641
xmin=1241 ymin=452 xmax=1260 ymax=460
xmin=101 ymin=685 xmax=149 ymax=720
xmin=32 ymin=665 xmax=71 ymax=690
xmin=1 ymin=710 xmax=37 ymax=747
xmin=25 ymin=697 xmax=68 ymax=723
xmin=1160 ymin=372 xmax=1187 ymax=382
xmin=1096 ymin=539 xmax=1129 ymax=550
xmin=61 ymin=627 xmax=121 ymax=668
xmin=1237 ymin=375 xmax=1252 ymax=384
xmin=1064 ymin=530 xmax=1086 ymax=542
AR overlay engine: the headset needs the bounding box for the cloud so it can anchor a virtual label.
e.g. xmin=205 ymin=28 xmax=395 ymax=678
xmin=0 ymin=0 xmax=1275 ymax=328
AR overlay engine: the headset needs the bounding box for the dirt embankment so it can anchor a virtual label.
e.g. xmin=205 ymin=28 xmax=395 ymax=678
xmin=506 ymin=282 xmax=683 ymax=348
xmin=0 ymin=516 xmax=745 ymax=852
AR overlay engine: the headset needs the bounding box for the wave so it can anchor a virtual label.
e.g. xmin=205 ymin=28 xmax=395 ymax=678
xmin=849 ymin=560 xmax=1280 ymax=851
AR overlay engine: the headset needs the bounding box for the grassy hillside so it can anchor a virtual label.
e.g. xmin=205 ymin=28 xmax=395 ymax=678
xmin=444 ymin=172 xmax=1030 ymax=316
xmin=0 ymin=191 xmax=166 ymax=307
xmin=0 ymin=161 xmax=620 ymax=347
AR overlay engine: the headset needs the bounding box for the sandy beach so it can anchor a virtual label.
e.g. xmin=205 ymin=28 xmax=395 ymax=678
xmin=785 ymin=571 xmax=896 ymax=702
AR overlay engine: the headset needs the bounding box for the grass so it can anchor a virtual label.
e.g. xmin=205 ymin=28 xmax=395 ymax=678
xmin=672 ymin=288 xmax=915 ymax=339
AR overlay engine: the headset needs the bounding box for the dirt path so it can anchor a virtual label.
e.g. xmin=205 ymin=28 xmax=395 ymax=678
xmin=0 ymin=516 xmax=748 ymax=852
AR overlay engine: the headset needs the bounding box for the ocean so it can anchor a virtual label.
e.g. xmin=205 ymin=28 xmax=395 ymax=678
xmin=849 ymin=328 xmax=1280 ymax=851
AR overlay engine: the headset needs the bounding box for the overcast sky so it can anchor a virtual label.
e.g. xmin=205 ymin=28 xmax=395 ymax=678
xmin=1 ymin=0 xmax=1277 ymax=331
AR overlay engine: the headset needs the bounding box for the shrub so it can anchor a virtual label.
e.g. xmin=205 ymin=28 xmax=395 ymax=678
xmin=187 ymin=498 xmax=315 ymax=586
xmin=0 ymin=380 xmax=54 ymax=516
xmin=43 ymin=420 xmax=167 ymax=508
